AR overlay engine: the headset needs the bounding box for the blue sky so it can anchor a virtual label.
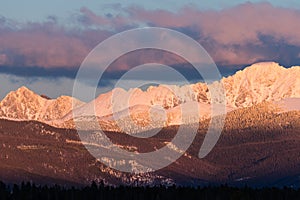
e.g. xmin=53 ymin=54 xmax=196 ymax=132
xmin=1 ymin=0 xmax=299 ymax=22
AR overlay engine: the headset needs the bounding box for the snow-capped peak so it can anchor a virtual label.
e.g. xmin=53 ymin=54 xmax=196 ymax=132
xmin=0 ymin=87 xmax=84 ymax=122
xmin=222 ymin=62 xmax=300 ymax=107
xmin=1 ymin=62 xmax=299 ymax=131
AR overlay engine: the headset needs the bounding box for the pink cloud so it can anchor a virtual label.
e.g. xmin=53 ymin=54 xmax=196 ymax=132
xmin=0 ymin=31 xmax=89 ymax=68
xmin=129 ymin=2 xmax=300 ymax=46
xmin=0 ymin=2 xmax=300 ymax=70
xmin=0 ymin=20 xmax=115 ymax=68
xmin=0 ymin=53 xmax=7 ymax=65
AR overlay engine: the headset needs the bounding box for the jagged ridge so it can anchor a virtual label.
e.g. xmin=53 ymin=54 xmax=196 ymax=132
xmin=0 ymin=86 xmax=84 ymax=122
xmin=0 ymin=62 xmax=299 ymax=130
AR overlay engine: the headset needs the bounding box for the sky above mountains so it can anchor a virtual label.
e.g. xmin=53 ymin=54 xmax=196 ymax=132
xmin=1 ymin=0 xmax=300 ymax=22
xmin=0 ymin=0 xmax=299 ymax=99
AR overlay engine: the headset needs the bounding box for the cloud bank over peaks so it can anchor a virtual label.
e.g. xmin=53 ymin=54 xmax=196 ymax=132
xmin=0 ymin=2 xmax=300 ymax=76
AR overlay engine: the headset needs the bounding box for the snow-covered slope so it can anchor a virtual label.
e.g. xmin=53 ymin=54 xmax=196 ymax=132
xmin=68 ymin=62 xmax=299 ymax=119
xmin=1 ymin=62 xmax=299 ymax=131
xmin=222 ymin=62 xmax=300 ymax=108
xmin=0 ymin=86 xmax=84 ymax=123
xmin=65 ymin=85 xmax=202 ymax=121
xmin=273 ymin=98 xmax=300 ymax=112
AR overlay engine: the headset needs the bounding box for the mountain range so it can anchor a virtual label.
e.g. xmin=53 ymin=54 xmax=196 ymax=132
xmin=0 ymin=97 xmax=299 ymax=187
xmin=0 ymin=62 xmax=299 ymax=187
xmin=0 ymin=62 xmax=299 ymax=130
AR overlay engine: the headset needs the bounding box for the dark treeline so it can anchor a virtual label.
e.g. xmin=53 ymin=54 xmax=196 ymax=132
xmin=0 ymin=181 xmax=300 ymax=200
